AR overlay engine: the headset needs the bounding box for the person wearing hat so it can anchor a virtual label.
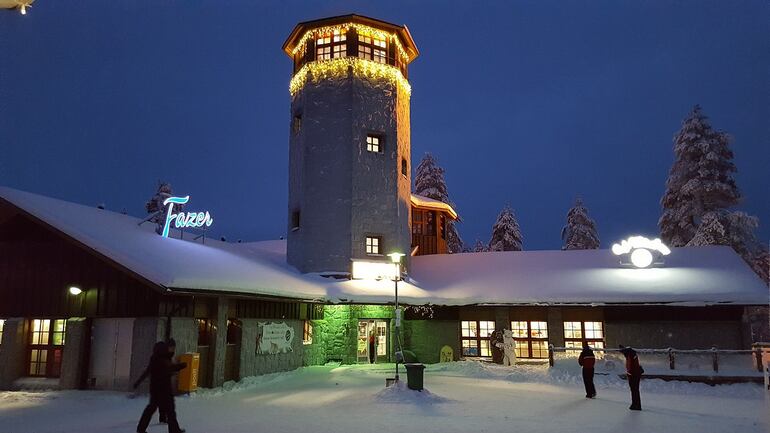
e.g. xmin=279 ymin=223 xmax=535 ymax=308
xmin=619 ymin=345 xmax=644 ymax=410
xmin=578 ymin=341 xmax=596 ymax=398
xmin=136 ymin=339 xmax=187 ymax=433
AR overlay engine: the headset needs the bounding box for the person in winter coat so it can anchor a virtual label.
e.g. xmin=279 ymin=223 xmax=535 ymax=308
xmin=368 ymin=330 xmax=377 ymax=364
xmin=577 ymin=341 xmax=596 ymax=398
xmin=134 ymin=339 xmax=179 ymax=424
xmin=619 ymin=345 xmax=644 ymax=410
xmin=136 ymin=341 xmax=187 ymax=433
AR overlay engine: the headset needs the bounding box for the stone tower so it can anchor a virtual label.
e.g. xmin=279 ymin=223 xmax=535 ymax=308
xmin=283 ymin=15 xmax=419 ymax=274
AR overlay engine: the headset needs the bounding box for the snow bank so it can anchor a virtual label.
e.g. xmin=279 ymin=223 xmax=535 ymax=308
xmin=373 ymin=380 xmax=453 ymax=404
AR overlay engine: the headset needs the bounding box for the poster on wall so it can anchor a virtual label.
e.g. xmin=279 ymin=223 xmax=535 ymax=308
xmin=256 ymin=322 xmax=294 ymax=355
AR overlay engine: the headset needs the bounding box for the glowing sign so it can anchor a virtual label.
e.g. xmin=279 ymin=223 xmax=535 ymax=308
xmin=351 ymin=260 xmax=399 ymax=280
xmin=161 ymin=196 xmax=213 ymax=238
xmin=611 ymin=236 xmax=671 ymax=268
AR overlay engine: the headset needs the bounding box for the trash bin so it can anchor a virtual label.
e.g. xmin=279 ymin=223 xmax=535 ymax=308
xmin=404 ymin=363 xmax=425 ymax=391
xmin=177 ymin=352 xmax=200 ymax=393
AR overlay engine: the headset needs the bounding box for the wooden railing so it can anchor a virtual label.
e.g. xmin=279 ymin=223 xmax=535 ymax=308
xmin=547 ymin=344 xmax=765 ymax=373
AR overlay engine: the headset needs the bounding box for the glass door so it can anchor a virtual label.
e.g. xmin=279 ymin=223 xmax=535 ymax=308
xmin=375 ymin=320 xmax=388 ymax=363
xmin=357 ymin=321 xmax=370 ymax=363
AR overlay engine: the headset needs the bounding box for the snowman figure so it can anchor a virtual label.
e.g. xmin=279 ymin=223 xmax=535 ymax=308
xmin=502 ymin=329 xmax=516 ymax=366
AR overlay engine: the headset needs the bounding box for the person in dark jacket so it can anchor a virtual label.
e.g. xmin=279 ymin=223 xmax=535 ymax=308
xmin=577 ymin=341 xmax=596 ymax=398
xmin=619 ymin=345 xmax=644 ymax=410
xmin=136 ymin=341 xmax=187 ymax=433
xmin=134 ymin=339 xmax=179 ymax=424
xmin=368 ymin=330 xmax=376 ymax=364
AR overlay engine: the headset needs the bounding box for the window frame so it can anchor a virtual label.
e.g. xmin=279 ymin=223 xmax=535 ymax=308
xmin=316 ymin=29 xmax=347 ymax=61
xmin=563 ymin=321 xmax=605 ymax=353
xmin=510 ymin=320 xmax=549 ymax=359
xmin=460 ymin=320 xmax=495 ymax=357
xmin=27 ymin=318 xmax=67 ymax=378
xmin=366 ymin=134 xmax=383 ymax=153
xmin=365 ymin=235 xmax=383 ymax=255
xmin=357 ymin=33 xmax=388 ymax=64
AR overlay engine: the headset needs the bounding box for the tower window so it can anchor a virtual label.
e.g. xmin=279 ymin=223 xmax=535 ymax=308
xmin=401 ymin=158 xmax=408 ymax=177
xmin=366 ymin=135 xmax=382 ymax=153
xmin=292 ymin=113 xmax=302 ymax=134
xmin=366 ymin=236 xmax=382 ymax=255
xmin=358 ymin=34 xmax=388 ymax=63
xmin=316 ymin=29 xmax=346 ymax=61
xmin=373 ymin=48 xmax=387 ymax=64
xmin=291 ymin=210 xmax=300 ymax=231
xmin=358 ymin=45 xmax=372 ymax=60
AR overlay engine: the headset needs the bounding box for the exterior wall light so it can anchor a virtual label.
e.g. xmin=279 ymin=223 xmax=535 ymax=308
xmin=611 ymin=236 xmax=671 ymax=269
xmin=68 ymin=286 xmax=83 ymax=295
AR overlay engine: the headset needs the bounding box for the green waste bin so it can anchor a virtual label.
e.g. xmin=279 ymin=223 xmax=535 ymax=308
xmin=404 ymin=363 xmax=425 ymax=391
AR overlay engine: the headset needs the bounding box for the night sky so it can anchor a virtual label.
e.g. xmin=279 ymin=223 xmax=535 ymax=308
xmin=2 ymin=0 xmax=768 ymax=250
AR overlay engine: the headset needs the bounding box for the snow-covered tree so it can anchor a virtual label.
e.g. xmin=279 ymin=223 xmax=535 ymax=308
xmin=660 ymin=105 xmax=740 ymax=246
xmin=145 ymin=181 xmax=177 ymax=233
xmin=413 ymin=153 xmax=464 ymax=253
xmin=561 ymin=198 xmax=600 ymax=250
xmin=488 ymin=206 xmax=523 ymax=252
xmin=471 ymin=239 xmax=487 ymax=252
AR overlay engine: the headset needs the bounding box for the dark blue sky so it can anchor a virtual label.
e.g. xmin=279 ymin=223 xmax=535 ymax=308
xmin=2 ymin=0 xmax=768 ymax=249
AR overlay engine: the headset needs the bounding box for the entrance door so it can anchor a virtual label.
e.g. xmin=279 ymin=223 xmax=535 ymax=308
xmin=357 ymin=320 xmax=388 ymax=364
xmin=89 ymin=318 xmax=134 ymax=389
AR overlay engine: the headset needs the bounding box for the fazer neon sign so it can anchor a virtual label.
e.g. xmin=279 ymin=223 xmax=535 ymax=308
xmin=161 ymin=196 xmax=213 ymax=238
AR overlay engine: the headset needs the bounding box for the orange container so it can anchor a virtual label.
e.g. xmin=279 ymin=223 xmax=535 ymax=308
xmin=177 ymin=352 xmax=200 ymax=392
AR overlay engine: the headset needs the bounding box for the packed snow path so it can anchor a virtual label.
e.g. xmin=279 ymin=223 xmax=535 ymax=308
xmin=1 ymin=362 xmax=768 ymax=433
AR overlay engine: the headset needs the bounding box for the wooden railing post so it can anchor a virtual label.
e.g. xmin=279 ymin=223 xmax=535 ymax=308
xmin=668 ymin=348 xmax=675 ymax=370
xmin=711 ymin=346 xmax=719 ymax=373
xmin=548 ymin=344 xmax=554 ymax=367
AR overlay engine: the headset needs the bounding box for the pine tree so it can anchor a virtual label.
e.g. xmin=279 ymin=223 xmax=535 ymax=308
xmin=471 ymin=239 xmax=487 ymax=252
xmin=488 ymin=206 xmax=523 ymax=252
xmin=145 ymin=181 xmax=177 ymax=233
xmin=561 ymin=198 xmax=600 ymax=250
xmin=413 ymin=153 xmax=464 ymax=253
xmin=659 ymin=105 xmax=740 ymax=246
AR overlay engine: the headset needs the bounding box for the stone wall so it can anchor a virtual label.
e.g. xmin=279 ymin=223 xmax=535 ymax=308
xmin=0 ymin=318 xmax=27 ymax=390
xmin=305 ymin=305 xmax=396 ymax=365
xmin=239 ymin=319 xmax=304 ymax=378
xmin=403 ymin=320 xmax=460 ymax=363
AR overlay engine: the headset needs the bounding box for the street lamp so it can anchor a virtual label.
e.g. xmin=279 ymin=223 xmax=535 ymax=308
xmin=387 ymin=252 xmax=405 ymax=383
xmin=68 ymin=286 xmax=82 ymax=296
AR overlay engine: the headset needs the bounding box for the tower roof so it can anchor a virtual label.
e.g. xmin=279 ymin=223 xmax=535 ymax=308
xmin=282 ymin=14 xmax=419 ymax=63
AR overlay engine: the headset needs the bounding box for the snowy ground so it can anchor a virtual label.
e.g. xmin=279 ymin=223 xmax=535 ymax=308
xmin=1 ymin=361 xmax=768 ymax=433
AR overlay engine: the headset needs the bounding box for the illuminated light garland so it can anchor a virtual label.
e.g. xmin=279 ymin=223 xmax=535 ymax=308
xmin=290 ymin=23 xmax=411 ymax=64
xmin=289 ymin=57 xmax=411 ymax=97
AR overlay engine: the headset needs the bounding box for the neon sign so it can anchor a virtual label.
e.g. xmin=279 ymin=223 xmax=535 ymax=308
xmin=161 ymin=196 xmax=213 ymax=238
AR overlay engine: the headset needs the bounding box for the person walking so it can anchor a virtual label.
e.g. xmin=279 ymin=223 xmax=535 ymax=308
xmin=619 ymin=345 xmax=644 ymax=410
xmin=133 ymin=339 xmax=179 ymax=424
xmin=136 ymin=341 xmax=187 ymax=433
xmin=578 ymin=341 xmax=596 ymax=398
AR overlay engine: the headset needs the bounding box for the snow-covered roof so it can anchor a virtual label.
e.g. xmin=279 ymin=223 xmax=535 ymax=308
xmin=410 ymin=193 xmax=458 ymax=219
xmin=1 ymin=187 xmax=766 ymax=306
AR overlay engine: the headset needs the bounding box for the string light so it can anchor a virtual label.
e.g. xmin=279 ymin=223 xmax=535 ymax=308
xmin=290 ymin=23 xmax=412 ymax=64
xmin=289 ymin=57 xmax=411 ymax=97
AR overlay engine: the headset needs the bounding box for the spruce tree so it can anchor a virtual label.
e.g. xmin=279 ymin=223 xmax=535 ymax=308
xmin=471 ymin=239 xmax=487 ymax=253
xmin=488 ymin=206 xmax=523 ymax=252
xmin=659 ymin=105 xmax=740 ymax=246
xmin=413 ymin=153 xmax=464 ymax=253
xmin=561 ymin=198 xmax=600 ymax=250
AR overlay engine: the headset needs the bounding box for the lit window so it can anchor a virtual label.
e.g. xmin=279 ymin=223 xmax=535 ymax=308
xmin=366 ymin=135 xmax=381 ymax=153
xmin=333 ymin=44 xmax=346 ymax=58
xmin=292 ymin=114 xmax=302 ymax=134
xmin=333 ymin=29 xmax=346 ymax=43
xmin=373 ymin=36 xmax=387 ymax=48
xmin=360 ymin=35 xmax=372 ymax=44
xmin=28 ymin=319 xmax=66 ymax=377
xmin=316 ymin=33 xmax=331 ymax=45
xmin=366 ymin=236 xmax=382 ymax=255
xmin=460 ymin=320 xmax=495 ymax=357
xmin=303 ymin=321 xmax=313 ymax=345
xmin=0 ymin=319 xmax=4 ymax=345
xmin=563 ymin=321 xmax=604 ymax=354
xmin=373 ymin=48 xmax=387 ymax=64
xmin=511 ymin=320 xmax=549 ymax=359
xmin=358 ymin=45 xmax=372 ymax=60
xmin=316 ymin=46 xmax=331 ymax=60
xmin=401 ymin=158 xmax=408 ymax=177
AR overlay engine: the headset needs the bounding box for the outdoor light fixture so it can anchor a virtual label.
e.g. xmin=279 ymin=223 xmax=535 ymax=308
xmin=611 ymin=236 xmax=671 ymax=269
xmin=387 ymin=252 xmax=405 ymax=385
xmin=68 ymin=286 xmax=83 ymax=296
xmin=388 ymin=252 xmax=405 ymax=264
xmin=0 ymin=0 xmax=34 ymax=15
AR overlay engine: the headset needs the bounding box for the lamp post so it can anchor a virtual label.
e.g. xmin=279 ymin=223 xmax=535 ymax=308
xmin=387 ymin=252 xmax=405 ymax=383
